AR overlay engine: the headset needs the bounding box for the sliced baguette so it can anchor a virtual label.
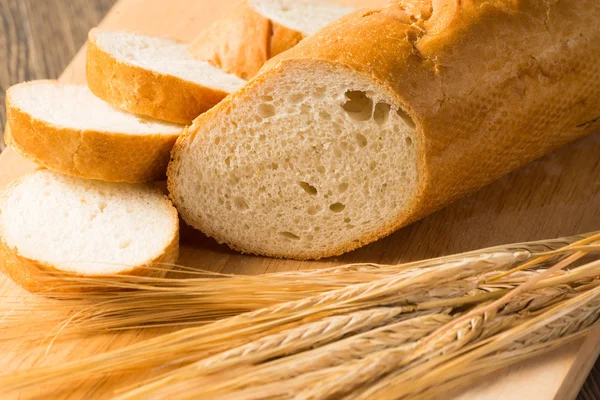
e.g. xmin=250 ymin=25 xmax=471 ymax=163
xmin=6 ymin=81 xmax=183 ymax=183
xmin=169 ymin=1 xmax=600 ymax=260
xmin=190 ymin=0 xmax=356 ymax=79
xmin=87 ymin=29 xmax=246 ymax=124
xmin=0 ymin=169 xmax=179 ymax=293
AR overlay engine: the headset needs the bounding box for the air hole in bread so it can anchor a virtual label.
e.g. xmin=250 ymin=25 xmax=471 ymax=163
xmin=279 ymin=231 xmax=301 ymax=240
xmin=346 ymin=224 xmax=356 ymax=229
xmin=300 ymin=104 xmax=312 ymax=115
xmin=355 ymin=133 xmax=368 ymax=147
xmin=333 ymin=145 xmax=343 ymax=158
xmin=320 ymin=111 xmax=332 ymax=121
xmin=369 ymin=160 xmax=377 ymax=170
xmin=396 ymin=107 xmax=416 ymax=129
xmin=98 ymin=201 xmax=107 ymax=212
xmin=213 ymin=137 xmax=220 ymax=145
xmin=233 ymin=196 xmax=249 ymax=211
xmin=298 ymin=181 xmax=318 ymax=195
xmin=330 ymin=203 xmax=346 ymax=213
xmin=258 ymin=104 xmax=276 ymax=119
xmin=225 ymin=157 xmax=232 ymax=168
xmin=344 ymin=217 xmax=352 ymax=223
xmin=260 ymin=95 xmax=274 ymax=102
xmin=307 ymin=205 xmax=321 ymax=215
xmin=405 ymin=137 xmax=414 ymax=147
xmin=120 ymin=239 xmax=132 ymax=249
xmin=316 ymin=165 xmax=326 ymax=174
xmin=313 ymin=87 xmax=326 ymax=99
xmin=270 ymin=163 xmax=279 ymax=170
xmin=259 ymin=134 xmax=266 ymax=142
xmin=290 ymin=94 xmax=305 ymax=104
xmin=342 ymin=91 xmax=373 ymax=121
xmin=374 ymin=102 xmax=391 ymax=125
xmin=338 ymin=182 xmax=349 ymax=193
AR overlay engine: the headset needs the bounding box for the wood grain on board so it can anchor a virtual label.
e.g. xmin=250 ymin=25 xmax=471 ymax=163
xmin=0 ymin=0 xmax=599 ymax=398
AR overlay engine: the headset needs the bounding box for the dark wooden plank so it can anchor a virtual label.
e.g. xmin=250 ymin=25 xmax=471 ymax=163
xmin=0 ymin=0 xmax=117 ymax=151
xmin=579 ymin=361 xmax=600 ymax=400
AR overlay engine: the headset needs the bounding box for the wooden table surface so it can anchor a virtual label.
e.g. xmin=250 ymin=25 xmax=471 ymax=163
xmin=0 ymin=0 xmax=599 ymax=398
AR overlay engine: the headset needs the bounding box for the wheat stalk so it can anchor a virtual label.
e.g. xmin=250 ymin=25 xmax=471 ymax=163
xmin=135 ymin=282 xmax=572 ymax=400
xmin=358 ymin=288 xmax=600 ymax=400
xmin=117 ymin=254 xmax=599 ymax=398
xmin=0 ymin=251 xmax=524 ymax=391
xmin=3 ymin=233 xmax=592 ymax=341
xmin=116 ymin=310 xmax=448 ymax=399
xmin=1 ymin=233 xmax=598 ymax=398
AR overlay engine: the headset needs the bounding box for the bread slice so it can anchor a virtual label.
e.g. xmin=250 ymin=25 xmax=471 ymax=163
xmin=87 ymin=29 xmax=246 ymax=124
xmin=6 ymin=81 xmax=184 ymax=183
xmin=0 ymin=169 xmax=179 ymax=292
xmin=169 ymin=1 xmax=600 ymax=260
xmin=190 ymin=0 xmax=356 ymax=79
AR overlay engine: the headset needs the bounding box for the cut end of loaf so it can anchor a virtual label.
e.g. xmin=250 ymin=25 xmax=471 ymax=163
xmin=169 ymin=62 xmax=419 ymax=259
xmin=0 ymin=170 xmax=179 ymax=280
xmin=248 ymin=0 xmax=356 ymax=35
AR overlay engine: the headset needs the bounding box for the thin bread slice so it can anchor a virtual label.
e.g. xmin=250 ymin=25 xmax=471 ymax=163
xmin=0 ymin=169 xmax=179 ymax=293
xmin=87 ymin=29 xmax=246 ymax=124
xmin=168 ymin=1 xmax=600 ymax=260
xmin=190 ymin=0 xmax=356 ymax=79
xmin=6 ymin=81 xmax=183 ymax=183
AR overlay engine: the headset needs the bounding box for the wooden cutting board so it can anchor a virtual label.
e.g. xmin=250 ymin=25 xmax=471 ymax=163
xmin=1 ymin=0 xmax=599 ymax=398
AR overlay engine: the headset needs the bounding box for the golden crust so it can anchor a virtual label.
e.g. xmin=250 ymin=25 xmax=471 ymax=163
xmin=86 ymin=29 xmax=229 ymax=125
xmin=5 ymin=81 xmax=181 ymax=183
xmin=0 ymin=175 xmax=180 ymax=294
xmin=171 ymin=0 xmax=600 ymax=260
xmin=189 ymin=0 xmax=305 ymax=79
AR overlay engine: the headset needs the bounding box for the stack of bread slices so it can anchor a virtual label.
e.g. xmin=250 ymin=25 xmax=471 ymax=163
xmin=0 ymin=0 xmax=356 ymax=292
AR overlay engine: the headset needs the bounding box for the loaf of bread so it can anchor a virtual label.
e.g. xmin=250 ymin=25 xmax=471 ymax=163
xmin=87 ymin=29 xmax=246 ymax=124
xmin=169 ymin=0 xmax=600 ymax=260
xmin=6 ymin=81 xmax=184 ymax=183
xmin=190 ymin=0 xmax=356 ymax=79
xmin=0 ymin=170 xmax=179 ymax=292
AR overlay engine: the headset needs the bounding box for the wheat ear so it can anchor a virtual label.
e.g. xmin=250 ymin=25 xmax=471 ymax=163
xmin=0 ymin=252 xmax=520 ymax=391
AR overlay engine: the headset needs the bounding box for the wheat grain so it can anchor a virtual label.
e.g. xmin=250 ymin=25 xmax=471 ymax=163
xmin=1 ymin=234 xmax=598 ymax=398
xmin=0 ymin=252 xmax=522 ymax=391
xmin=359 ymin=289 xmax=600 ymax=400
xmin=121 ymin=278 xmax=575 ymax=399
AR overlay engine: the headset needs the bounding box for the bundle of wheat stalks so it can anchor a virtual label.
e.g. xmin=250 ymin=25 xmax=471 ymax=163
xmin=2 ymin=232 xmax=600 ymax=399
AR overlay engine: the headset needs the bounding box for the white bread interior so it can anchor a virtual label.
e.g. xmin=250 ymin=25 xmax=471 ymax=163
xmin=0 ymin=170 xmax=179 ymax=288
xmin=9 ymin=82 xmax=182 ymax=135
xmin=6 ymin=81 xmax=183 ymax=183
xmin=248 ymin=0 xmax=356 ymax=35
xmin=92 ymin=30 xmax=245 ymax=94
xmin=169 ymin=63 xmax=418 ymax=259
